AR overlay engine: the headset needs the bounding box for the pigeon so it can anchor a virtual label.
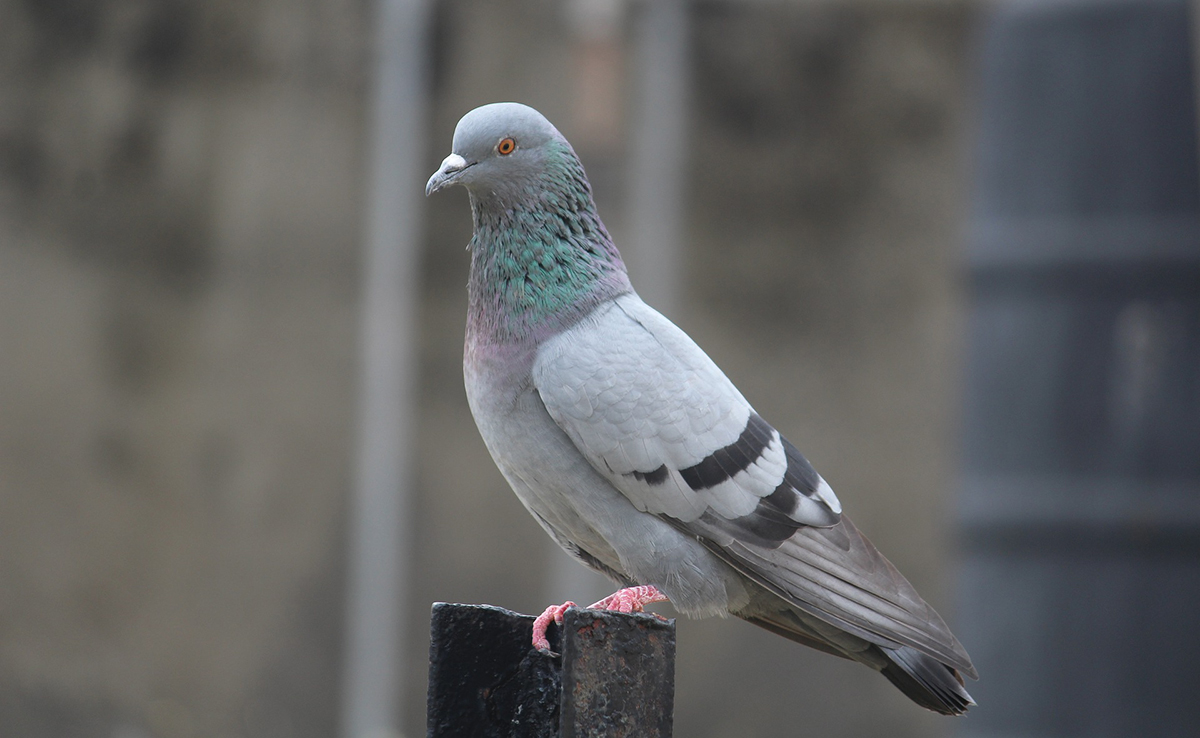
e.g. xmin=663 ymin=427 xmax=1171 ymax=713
xmin=426 ymin=102 xmax=977 ymax=715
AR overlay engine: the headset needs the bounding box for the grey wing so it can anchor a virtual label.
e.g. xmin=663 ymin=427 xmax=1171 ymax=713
xmin=533 ymin=294 xmax=841 ymax=530
xmin=534 ymin=293 xmax=975 ymax=677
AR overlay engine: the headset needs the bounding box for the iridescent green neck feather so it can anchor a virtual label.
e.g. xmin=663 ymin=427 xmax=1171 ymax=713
xmin=466 ymin=141 xmax=631 ymax=345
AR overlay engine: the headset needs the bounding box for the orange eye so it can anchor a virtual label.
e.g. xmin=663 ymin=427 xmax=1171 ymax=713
xmin=497 ymin=137 xmax=516 ymax=155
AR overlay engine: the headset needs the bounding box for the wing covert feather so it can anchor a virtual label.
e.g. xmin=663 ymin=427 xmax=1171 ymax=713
xmin=534 ymin=295 xmax=839 ymax=527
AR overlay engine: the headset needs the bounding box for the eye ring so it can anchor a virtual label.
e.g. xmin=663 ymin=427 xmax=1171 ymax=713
xmin=497 ymin=137 xmax=516 ymax=155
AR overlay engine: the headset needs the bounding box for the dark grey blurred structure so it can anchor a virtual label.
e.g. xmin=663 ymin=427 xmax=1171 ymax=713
xmin=958 ymin=1 xmax=1200 ymax=735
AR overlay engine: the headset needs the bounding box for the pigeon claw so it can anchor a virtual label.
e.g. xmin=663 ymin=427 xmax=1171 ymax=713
xmin=588 ymin=585 xmax=669 ymax=614
xmin=532 ymin=601 xmax=577 ymax=653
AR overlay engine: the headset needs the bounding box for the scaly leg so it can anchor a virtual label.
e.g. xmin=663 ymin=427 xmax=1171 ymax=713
xmin=587 ymin=585 xmax=669 ymax=613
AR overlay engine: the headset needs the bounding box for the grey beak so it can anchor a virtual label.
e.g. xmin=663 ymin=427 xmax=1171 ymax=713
xmin=425 ymin=153 xmax=470 ymax=196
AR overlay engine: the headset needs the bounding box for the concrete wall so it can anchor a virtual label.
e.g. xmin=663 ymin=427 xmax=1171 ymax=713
xmin=0 ymin=1 xmax=975 ymax=736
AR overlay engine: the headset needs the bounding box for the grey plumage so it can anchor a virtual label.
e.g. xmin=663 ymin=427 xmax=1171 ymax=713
xmin=427 ymin=102 xmax=976 ymax=715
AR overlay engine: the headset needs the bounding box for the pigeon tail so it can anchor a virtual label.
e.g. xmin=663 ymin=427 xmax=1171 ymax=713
xmin=879 ymin=645 xmax=975 ymax=716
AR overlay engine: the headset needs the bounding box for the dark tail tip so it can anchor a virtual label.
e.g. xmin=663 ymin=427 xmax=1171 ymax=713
xmin=880 ymin=646 xmax=976 ymax=716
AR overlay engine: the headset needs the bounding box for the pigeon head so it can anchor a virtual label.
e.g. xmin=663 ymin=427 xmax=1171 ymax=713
xmin=427 ymin=103 xmax=632 ymax=344
xmin=426 ymin=102 xmax=566 ymax=200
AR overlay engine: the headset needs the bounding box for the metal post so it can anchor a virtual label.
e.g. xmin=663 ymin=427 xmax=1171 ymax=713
xmin=427 ymin=603 xmax=676 ymax=738
xmin=342 ymin=1 xmax=430 ymax=737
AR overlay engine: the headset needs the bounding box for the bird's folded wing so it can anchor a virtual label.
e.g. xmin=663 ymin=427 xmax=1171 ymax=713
xmin=533 ymin=294 xmax=841 ymax=530
xmin=533 ymin=293 xmax=975 ymax=677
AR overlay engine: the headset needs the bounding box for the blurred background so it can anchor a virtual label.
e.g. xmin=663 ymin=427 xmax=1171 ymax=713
xmin=1 ymin=1 xmax=1197 ymax=737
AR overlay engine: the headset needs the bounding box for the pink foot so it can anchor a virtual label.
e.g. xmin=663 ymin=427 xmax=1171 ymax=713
xmin=532 ymin=601 xmax=576 ymax=652
xmin=531 ymin=586 xmax=671 ymax=652
xmin=588 ymin=585 xmax=669 ymax=613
